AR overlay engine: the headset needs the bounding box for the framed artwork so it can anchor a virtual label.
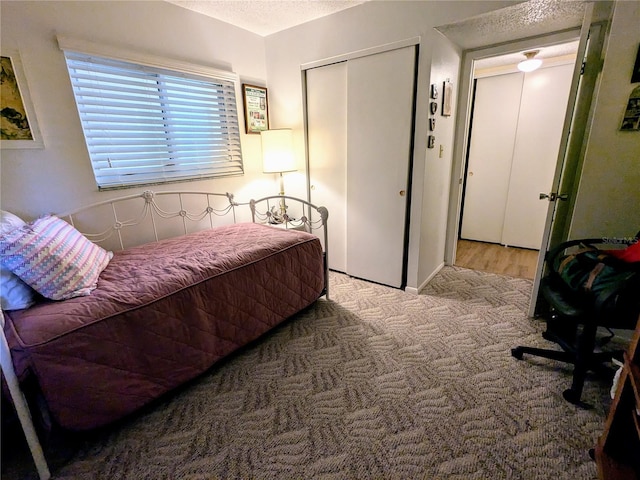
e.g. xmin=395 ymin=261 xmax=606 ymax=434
xmin=442 ymin=80 xmax=453 ymax=117
xmin=1 ymin=50 xmax=44 ymax=148
xmin=242 ymin=84 xmax=269 ymax=134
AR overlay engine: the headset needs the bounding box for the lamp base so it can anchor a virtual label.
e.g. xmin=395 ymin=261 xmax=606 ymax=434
xmin=268 ymin=206 xmax=285 ymax=224
xmin=268 ymin=203 xmax=291 ymax=224
xmin=267 ymin=193 xmax=295 ymax=224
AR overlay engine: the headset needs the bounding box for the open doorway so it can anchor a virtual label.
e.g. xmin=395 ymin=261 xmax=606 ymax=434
xmin=453 ymin=40 xmax=579 ymax=280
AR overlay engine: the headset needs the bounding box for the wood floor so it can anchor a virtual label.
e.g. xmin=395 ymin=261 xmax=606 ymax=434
xmin=455 ymin=239 xmax=539 ymax=280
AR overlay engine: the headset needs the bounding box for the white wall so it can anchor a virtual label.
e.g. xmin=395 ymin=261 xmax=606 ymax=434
xmin=264 ymin=0 xmax=515 ymax=291
xmin=570 ymin=0 xmax=640 ymax=239
xmin=0 ymin=1 xmax=274 ymax=220
xmin=418 ymin=31 xmax=461 ymax=289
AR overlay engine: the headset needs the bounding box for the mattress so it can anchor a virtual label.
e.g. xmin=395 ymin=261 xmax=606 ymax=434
xmin=3 ymin=223 xmax=324 ymax=430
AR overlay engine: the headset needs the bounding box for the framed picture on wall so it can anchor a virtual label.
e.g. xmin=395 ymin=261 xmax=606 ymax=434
xmin=0 ymin=50 xmax=44 ymax=149
xmin=242 ymin=84 xmax=269 ymax=134
xmin=442 ymin=80 xmax=453 ymax=117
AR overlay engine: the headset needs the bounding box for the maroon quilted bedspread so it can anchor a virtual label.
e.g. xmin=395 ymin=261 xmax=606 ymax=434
xmin=3 ymin=223 xmax=324 ymax=431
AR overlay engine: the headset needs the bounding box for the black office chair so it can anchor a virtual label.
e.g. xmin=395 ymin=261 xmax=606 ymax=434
xmin=511 ymin=235 xmax=640 ymax=407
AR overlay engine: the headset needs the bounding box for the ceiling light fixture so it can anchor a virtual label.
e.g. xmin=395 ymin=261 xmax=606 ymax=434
xmin=517 ymin=50 xmax=542 ymax=72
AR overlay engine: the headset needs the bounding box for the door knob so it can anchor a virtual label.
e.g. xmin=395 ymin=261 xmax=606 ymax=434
xmin=399 ymin=190 xmax=406 ymax=197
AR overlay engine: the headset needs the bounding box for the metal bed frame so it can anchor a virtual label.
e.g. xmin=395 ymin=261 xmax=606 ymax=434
xmin=1 ymin=191 xmax=328 ymax=480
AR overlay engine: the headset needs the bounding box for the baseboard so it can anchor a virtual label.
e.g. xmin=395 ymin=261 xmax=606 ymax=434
xmin=404 ymin=262 xmax=445 ymax=295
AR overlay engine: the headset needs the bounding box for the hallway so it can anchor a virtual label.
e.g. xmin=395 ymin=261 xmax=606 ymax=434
xmin=455 ymin=240 xmax=539 ymax=279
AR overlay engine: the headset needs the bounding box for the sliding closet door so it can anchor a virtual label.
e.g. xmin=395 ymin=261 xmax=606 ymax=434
xmin=462 ymin=64 xmax=574 ymax=249
xmin=306 ymin=62 xmax=348 ymax=272
xmin=501 ymin=63 xmax=574 ymax=249
xmin=306 ymin=45 xmax=416 ymax=288
xmin=346 ymin=46 xmax=415 ymax=287
xmin=461 ymin=73 xmax=523 ymax=243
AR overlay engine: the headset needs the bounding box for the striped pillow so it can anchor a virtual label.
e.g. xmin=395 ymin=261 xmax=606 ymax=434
xmin=0 ymin=215 xmax=113 ymax=301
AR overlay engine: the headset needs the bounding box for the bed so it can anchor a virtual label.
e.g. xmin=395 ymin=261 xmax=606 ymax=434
xmin=0 ymin=191 xmax=328 ymax=479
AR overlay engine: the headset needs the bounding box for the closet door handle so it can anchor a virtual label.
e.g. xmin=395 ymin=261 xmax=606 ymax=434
xmin=399 ymin=190 xmax=406 ymax=197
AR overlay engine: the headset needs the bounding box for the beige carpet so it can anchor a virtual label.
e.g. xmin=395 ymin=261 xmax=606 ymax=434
xmin=3 ymin=267 xmax=615 ymax=479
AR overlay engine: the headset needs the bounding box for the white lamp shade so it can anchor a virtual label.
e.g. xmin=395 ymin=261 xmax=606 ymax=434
xmin=261 ymin=129 xmax=296 ymax=173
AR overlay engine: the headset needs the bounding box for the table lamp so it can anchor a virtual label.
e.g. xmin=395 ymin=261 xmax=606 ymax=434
xmin=261 ymin=129 xmax=296 ymax=222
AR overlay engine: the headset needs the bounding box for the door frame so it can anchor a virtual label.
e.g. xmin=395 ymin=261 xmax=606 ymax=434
xmin=445 ymin=3 xmax=612 ymax=316
xmin=445 ymin=29 xmax=582 ymax=269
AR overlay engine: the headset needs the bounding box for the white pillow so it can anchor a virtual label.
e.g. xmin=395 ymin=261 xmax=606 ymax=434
xmin=0 ymin=210 xmax=37 ymax=310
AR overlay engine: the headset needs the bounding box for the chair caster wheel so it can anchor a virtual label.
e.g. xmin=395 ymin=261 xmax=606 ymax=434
xmin=563 ymin=388 xmax=592 ymax=409
xmin=511 ymin=347 xmax=524 ymax=360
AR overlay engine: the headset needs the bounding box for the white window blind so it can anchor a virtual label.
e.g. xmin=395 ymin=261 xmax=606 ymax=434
xmin=63 ymin=51 xmax=243 ymax=189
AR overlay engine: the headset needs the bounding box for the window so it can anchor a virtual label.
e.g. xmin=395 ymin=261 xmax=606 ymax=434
xmin=62 ymin=49 xmax=243 ymax=189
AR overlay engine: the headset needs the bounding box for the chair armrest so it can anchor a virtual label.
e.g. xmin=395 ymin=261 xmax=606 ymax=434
xmin=545 ymin=238 xmax=605 ymax=264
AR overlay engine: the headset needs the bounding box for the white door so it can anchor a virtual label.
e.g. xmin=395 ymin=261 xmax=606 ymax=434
xmin=529 ymin=4 xmax=612 ymax=316
xmin=306 ymin=62 xmax=348 ymax=272
xmin=460 ymin=73 xmax=523 ymax=243
xmin=306 ymin=46 xmax=416 ymax=288
xmin=502 ymin=64 xmax=575 ymax=249
xmin=345 ymin=47 xmax=415 ymax=288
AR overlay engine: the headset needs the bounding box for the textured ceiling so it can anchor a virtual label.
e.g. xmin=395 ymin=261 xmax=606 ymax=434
xmin=165 ymin=0 xmax=367 ymax=36
xmin=437 ymin=0 xmax=587 ymax=51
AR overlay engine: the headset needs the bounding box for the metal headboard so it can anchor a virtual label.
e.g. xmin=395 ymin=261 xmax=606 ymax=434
xmin=58 ymin=190 xmax=237 ymax=251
